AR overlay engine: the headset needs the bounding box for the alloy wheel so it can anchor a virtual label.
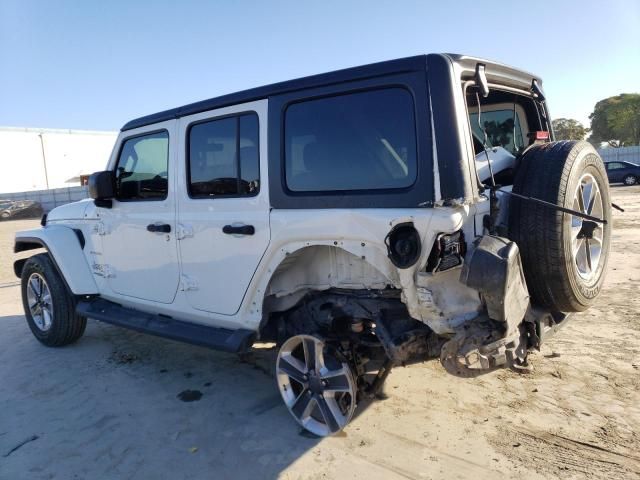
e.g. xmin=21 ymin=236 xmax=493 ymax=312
xmin=26 ymin=273 xmax=54 ymax=331
xmin=276 ymin=334 xmax=357 ymax=436
xmin=570 ymin=173 xmax=605 ymax=281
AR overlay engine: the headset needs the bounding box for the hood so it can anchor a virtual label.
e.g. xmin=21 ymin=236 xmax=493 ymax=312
xmin=47 ymin=199 xmax=93 ymax=222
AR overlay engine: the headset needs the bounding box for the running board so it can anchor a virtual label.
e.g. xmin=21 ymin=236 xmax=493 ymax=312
xmin=76 ymin=298 xmax=255 ymax=353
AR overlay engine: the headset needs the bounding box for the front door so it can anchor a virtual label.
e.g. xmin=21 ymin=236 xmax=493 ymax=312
xmin=99 ymin=121 xmax=180 ymax=304
xmin=177 ymin=100 xmax=270 ymax=316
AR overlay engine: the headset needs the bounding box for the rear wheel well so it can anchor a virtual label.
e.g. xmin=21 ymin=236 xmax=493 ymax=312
xmin=258 ymin=245 xmax=395 ymax=333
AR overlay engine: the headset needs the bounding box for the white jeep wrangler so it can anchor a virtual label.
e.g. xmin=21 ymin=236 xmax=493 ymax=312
xmin=14 ymin=54 xmax=611 ymax=436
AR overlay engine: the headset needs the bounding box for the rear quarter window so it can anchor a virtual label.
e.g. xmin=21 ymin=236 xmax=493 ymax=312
xmin=284 ymin=88 xmax=417 ymax=192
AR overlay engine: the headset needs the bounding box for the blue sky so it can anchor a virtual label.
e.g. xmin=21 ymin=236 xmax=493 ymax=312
xmin=1 ymin=0 xmax=638 ymax=131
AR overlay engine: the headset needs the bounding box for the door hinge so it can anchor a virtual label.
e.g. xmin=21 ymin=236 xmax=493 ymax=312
xmin=93 ymin=222 xmax=110 ymax=236
xmin=180 ymin=274 xmax=198 ymax=291
xmin=176 ymin=223 xmax=194 ymax=240
xmin=92 ymin=263 xmax=114 ymax=278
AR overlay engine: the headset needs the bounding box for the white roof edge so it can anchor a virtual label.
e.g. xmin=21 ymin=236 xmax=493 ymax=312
xmin=0 ymin=126 xmax=118 ymax=135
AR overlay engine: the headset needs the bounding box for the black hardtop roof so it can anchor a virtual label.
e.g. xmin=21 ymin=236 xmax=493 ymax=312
xmin=121 ymin=53 xmax=539 ymax=131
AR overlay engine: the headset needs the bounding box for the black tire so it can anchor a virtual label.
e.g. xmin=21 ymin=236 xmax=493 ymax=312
xmin=0 ymin=211 xmax=10 ymax=219
xmin=509 ymin=141 xmax=611 ymax=312
xmin=623 ymin=174 xmax=637 ymax=186
xmin=21 ymin=253 xmax=87 ymax=346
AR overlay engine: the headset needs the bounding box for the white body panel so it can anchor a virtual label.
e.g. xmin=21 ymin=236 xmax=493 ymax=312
xmin=15 ymin=225 xmax=98 ymax=295
xmin=97 ymin=120 xmax=181 ymax=304
xmin=16 ymin=97 xmax=489 ymax=335
xmin=176 ymin=100 xmax=271 ymax=315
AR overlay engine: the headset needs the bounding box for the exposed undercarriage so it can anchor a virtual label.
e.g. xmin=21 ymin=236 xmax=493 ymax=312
xmin=260 ymin=229 xmax=574 ymax=433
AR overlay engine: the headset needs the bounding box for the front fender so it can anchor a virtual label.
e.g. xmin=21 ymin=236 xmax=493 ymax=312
xmin=14 ymin=226 xmax=98 ymax=295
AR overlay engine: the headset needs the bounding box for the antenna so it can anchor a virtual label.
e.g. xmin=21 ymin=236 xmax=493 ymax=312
xmin=475 ymin=91 xmax=496 ymax=188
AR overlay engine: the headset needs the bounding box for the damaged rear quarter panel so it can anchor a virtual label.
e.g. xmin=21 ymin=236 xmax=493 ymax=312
xmin=240 ymin=207 xmax=482 ymax=334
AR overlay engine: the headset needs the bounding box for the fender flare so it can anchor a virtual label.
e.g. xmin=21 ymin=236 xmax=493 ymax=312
xmin=14 ymin=226 xmax=98 ymax=295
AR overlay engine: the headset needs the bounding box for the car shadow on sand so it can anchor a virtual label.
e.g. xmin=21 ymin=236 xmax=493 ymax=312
xmin=0 ymin=315 xmax=385 ymax=479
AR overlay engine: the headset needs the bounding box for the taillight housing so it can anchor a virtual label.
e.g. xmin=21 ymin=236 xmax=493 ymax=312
xmin=534 ymin=131 xmax=550 ymax=141
xmin=425 ymin=230 xmax=466 ymax=272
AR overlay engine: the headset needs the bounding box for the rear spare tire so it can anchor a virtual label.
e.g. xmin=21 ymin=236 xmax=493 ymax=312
xmin=509 ymin=141 xmax=611 ymax=312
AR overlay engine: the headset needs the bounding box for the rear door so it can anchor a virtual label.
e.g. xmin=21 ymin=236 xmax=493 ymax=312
xmin=176 ymin=100 xmax=270 ymax=315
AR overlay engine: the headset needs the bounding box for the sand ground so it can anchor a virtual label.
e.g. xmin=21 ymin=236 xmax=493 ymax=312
xmin=0 ymin=186 xmax=638 ymax=480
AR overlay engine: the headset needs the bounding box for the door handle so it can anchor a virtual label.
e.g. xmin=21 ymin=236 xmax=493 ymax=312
xmin=147 ymin=223 xmax=171 ymax=233
xmin=222 ymin=224 xmax=255 ymax=236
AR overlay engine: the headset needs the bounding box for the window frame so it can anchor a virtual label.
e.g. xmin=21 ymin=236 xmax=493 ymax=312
xmin=466 ymin=102 xmax=530 ymax=156
xmin=113 ymin=128 xmax=170 ymax=203
xmin=282 ymin=86 xmax=419 ymax=194
xmin=185 ymin=110 xmax=260 ymax=200
xmin=606 ymin=162 xmax=626 ymax=170
xmin=268 ymin=70 xmax=433 ymax=210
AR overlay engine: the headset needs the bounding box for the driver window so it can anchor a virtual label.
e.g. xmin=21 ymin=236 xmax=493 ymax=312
xmin=115 ymin=131 xmax=169 ymax=201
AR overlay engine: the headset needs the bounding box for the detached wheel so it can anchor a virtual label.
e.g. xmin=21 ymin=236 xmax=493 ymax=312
xmin=275 ymin=334 xmax=357 ymax=436
xmin=623 ymin=174 xmax=637 ymax=186
xmin=510 ymin=141 xmax=612 ymax=312
xmin=21 ymin=253 xmax=87 ymax=346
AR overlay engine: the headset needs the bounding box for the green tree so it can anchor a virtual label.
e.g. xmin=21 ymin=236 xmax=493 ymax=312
xmin=552 ymin=118 xmax=590 ymax=140
xmin=589 ymin=94 xmax=640 ymax=146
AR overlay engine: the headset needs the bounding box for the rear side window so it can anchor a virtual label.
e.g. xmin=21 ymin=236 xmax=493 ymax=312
xmin=115 ymin=131 xmax=169 ymax=201
xmin=188 ymin=113 xmax=260 ymax=197
xmin=284 ymin=88 xmax=417 ymax=192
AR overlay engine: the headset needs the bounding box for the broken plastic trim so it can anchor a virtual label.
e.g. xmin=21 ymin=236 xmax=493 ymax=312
xmin=425 ymin=231 xmax=466 ymax=272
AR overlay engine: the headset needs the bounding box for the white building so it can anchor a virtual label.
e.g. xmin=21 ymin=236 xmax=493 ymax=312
xmin=0 ymin=126 xmax=117 ymax=194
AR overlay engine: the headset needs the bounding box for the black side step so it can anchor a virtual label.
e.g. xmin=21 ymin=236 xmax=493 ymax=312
xmin=76 ymin=298 xmax=255 ymax=353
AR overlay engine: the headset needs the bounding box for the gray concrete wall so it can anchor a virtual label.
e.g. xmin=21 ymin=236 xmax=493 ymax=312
xmin=598 ymin=145 xmax=640 ymax=164
xmin=0 ymin=186 xmax=88 ymax=213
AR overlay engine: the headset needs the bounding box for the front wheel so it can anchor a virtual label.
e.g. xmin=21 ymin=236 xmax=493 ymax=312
xmin=275 ymin=334 xmax=357 ymax=436
xmin=623 ymin=174 xmax=637 ymax=186
xmin=21 ymin=253 xmax=87 ymax=346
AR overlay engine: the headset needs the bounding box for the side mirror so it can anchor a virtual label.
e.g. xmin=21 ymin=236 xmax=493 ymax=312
xmin=88 ymin=170 xmax=115 ymax=208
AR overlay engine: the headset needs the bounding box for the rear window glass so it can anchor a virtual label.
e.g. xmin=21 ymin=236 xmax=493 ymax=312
xmin=469 ymin=109 xmax=524 ymax=156
xmin=284 ymin=88 xmax=417 ymax=192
